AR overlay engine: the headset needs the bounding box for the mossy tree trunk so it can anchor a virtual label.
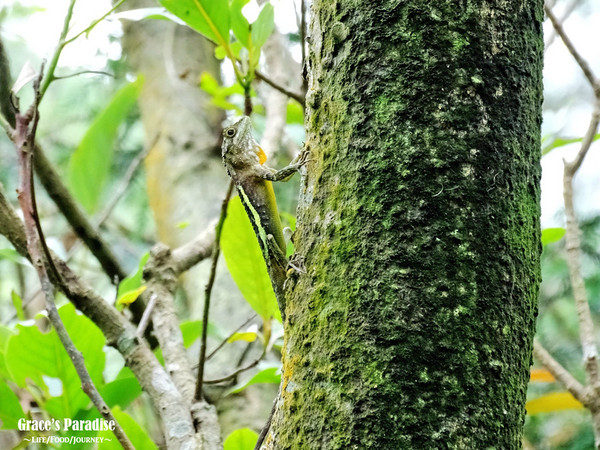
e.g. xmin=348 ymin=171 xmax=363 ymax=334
xmin=267 ymin=1 xmax=543 ymax=448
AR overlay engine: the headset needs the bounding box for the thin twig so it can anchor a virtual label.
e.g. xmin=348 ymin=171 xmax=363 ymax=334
xmin=195 ymin=181 xmax=235 ymax=400
xmin=13 ymin=69 xmax=133 ymax=450
xmin=39 ymin=0 xmax=77 ymax=100
xmin=255 ymin=70 xmax=306 ymax=106
xmin=563 ymin=99 xmax=600 ymax=389
xmin=203 ymin=348 xmax=267 ymax=385
xmin=544 ymin=0 xmax=580 ymax=51
xmin=206 ymin=313 xmax=258 ymax=361
xmin=544 ymin=3 xmax=600 ymax=95
xmin=65 ymin=136 xmax=156 ymax=264
xmin=533 ymin=340 xmax=588 ymax=405
xmin=96 ymin=134 xmax=158 ymax=227
xmin=34 ymin=143 xmax=128 ymax=281
xmin=54 ymin=70 xmax=114 ymax=81
xmin=63 ymin=0 xmax=128 ymax=46
xmin=136 ymin=293 xmax=157 ymax=338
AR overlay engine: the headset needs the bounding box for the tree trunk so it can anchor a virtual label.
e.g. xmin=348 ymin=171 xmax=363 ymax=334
xmin=268 ymin=1 xmax=544 ymax=448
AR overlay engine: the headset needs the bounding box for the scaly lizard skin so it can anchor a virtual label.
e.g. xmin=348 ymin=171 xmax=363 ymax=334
xmin=221 ymin=116 xmax=306 ymax=321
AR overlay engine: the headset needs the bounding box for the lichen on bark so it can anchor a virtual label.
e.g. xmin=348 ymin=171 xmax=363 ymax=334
xmin=267 ymin=1 xmax=543 ymax=448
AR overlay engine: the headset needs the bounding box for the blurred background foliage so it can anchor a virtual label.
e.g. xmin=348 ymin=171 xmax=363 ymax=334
xmin=1 ymin=0 xmax=600 ymax=448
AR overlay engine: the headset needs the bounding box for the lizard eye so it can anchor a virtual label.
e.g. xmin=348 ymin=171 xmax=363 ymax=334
xmin=225 ymin=128 xmax=236 ymax=138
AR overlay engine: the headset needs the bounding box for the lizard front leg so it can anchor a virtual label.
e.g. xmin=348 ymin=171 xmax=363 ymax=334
xmin=255 ymin=149 xmax=309 ymax=182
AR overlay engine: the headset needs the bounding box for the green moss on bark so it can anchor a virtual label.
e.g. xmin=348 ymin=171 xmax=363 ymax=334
xmin=272 ymin=0 xmax=543 ymax=448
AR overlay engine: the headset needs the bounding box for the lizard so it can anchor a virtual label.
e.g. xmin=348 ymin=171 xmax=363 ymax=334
xmin=221 ymin=116 xmax=307 ymax=322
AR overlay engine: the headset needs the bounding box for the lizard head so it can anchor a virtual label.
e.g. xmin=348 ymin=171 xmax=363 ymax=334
xmin=221 ymin=116 xmax=267 ymax=174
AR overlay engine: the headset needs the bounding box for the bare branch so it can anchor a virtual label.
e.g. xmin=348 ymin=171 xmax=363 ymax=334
xmin=533 ymin=340 xmax=588 ymax=405
xmin=563 ymin=100 xmax=600 ymax=390
xmin=13 ymin=70 xmax=134 ymax=449
xmin=544 ymin=3 xmax=600 ymax=95
xmin=136 ymin=293 xmax=158 ymax=338
xmin=144 ymin=242 xmax=222 ymax=449
xmin=255 ymin=70 xmax=306 ymax=107
xmin=195 ymin=181 xmax=235 ymax=400
xmin=203 ymin=348 xmax=267 ymax=385
xmin=97 ymin=135 xmax=158 ymax=228
xmin=33 ymin=144 xmax=128 ymax=280
xmin=207 ymin=313 xmax=258 ymax=361
xmin=171 ymin=225 xmax=215 ymax=274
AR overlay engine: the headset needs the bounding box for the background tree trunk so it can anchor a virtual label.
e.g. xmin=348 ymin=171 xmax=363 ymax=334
xmin=268 ymin=0 xmax=544 ymax=448
xmin=120 ymin=1 xmax=270 ymax=436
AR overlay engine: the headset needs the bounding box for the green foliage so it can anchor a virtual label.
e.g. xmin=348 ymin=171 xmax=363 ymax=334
xmin=221 ymin=196 xmax=281 ymax=322
xmin=158 ymin=0 xmax=275 ymax=85
xmin=0 ymin=379 xmax=25 ymax=429
xmin=199 ymin=72 xmax=245 ymax=113
xmin=0 ymin=304 xmax=145 ymax=443
xmin=224 ymin=427 xmax=259 ymax=450
xmin=228 ymin=366 xmax=280 ymax=395
xmin=0 ymin=248 xmax=28 ymax=265
xmin=6 ymin=304 xmax=105 ymax=418
xmin=97 ymin=406 xmax=157 ymax=450
xmin=100 ymin=368 xmax=142 ymax=410
xmin=227 ymin=330 xmax=258 ymax=343
xmin=542 ymin=133 xmax=600 ymax=155
xmin=68 ymin=78 xmax=144 ymax=213
xmin=160 ymin=0 xmax=230 ymax=47
xmin=116 ymin=252 xmax=149 ymax=310
xmin=180 ymin=320 xmax=222 ymax=347
xmin=541 ymin=227 xmax=566 ymax=246
xmin=10 ymin=291 xmax=24 ymax=321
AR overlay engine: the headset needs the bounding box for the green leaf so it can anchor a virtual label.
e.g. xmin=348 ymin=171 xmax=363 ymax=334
xmin=160 ymin=0 xmax=230 ymax=46
xmin=227 ymin=331 xmax=258 ymax=343
xmin=5 ymin=303 xmax=105 ymax=418
xmin=221 ymin=196 xmax=281 ymax=322
xmin=0 ymin=380 xmax=26 ymax=429
xmin=526 ymin=392 xmax=584 ymax=414
xmin=199 ymin=72 xmax=245 ymax=112
xmin=10 ymin=291 xmax=25 ymax=321
xmin=286 ymin=100 xmax=304 ymax=125
xmin=116 ymin=285 xmax=146 ymax=311
xmin=542 ymin=133 xmax=600 ymax=155
xmin=97 ymin=406 xmax=158 ymax=450
xmin=224 ymin=427 xmax=258 ymax=450
xmin=180 ymin=320 xmax=222 ymax=347
xmin=0 ymin=248 xmax=28 ymax=265
xmin=117 ymin=252 xmax=149 ymax=299
xmin=113 ymin=7 xmax=185 ymax=23
xmin=100 ymin=369 xmax=142 ymax=409
xmin=250 ymin=3 xmax=274 ymax=49
xmin=541 ymin=227 xmax=566 ymax=246
xmin=230 ymin=0 xmax=250 ymax=47
xmin=0 ymin=326 xmax=14 ymax=380
xmin=228 ymin=366 xmax=280 ymax=394
xmin=68 ymin=78 xmax=144 ymax=213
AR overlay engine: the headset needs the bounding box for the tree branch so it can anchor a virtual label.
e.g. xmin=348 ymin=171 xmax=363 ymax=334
xmin=12 ymin=70 xmax=134 ymax=450
xmin=171 ymin=225 xmax=215 ymax=274
xmin=195 ymin=181 xmax=234 ymax=400
xmin=255 ymin=70 xmax=306 ymax=107
xmin=563 ymin=99 xmax=600 ymax=389
xmin=544 ymin=3 xmax=600 ymax=95
xmin=533 ymin=340 xmax=589 ymax=405
xmin=0 ymin=161 xmax=202 ymax=450
xmin=203 ymin=348 xmax=267 ymax=385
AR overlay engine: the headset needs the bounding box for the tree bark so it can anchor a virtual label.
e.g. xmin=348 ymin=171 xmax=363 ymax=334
xmin=267 ymin=0 xmax=544 ymax=448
